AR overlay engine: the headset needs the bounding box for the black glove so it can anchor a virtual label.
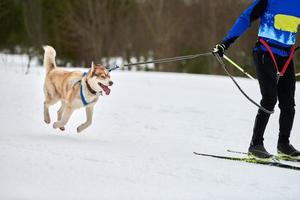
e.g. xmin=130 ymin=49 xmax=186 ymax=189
xmin=213 ymin=43 xmax=227 ymax=57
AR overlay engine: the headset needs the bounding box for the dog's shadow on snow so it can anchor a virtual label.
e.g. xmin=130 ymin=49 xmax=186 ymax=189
xmin=22 ymin=131 xmax=110 ymax=146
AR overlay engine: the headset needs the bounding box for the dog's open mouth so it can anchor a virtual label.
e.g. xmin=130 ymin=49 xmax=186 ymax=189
xmin=98 ymin=82 xmax=111 ymax=95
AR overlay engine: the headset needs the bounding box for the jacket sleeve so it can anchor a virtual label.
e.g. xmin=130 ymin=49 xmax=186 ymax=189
xmin=222 ymin=0 xmax=268 ymax=48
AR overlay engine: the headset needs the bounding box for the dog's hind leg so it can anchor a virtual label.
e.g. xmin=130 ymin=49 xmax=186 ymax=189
xmin=57 ymin=101 xmax=66 ymax=121
xmin=43 ymin=83 xmax=58 ymax=124
xmin=44 ymin=101 xmax=51 ymax=124
xmin=56 ymin=102 xmax=66 ymax=131
xmin=53 ymin=105 xmax=73 ymax=130
xmin=44 ymin=98 xmax=57 ymax=124
xmin=77 ymin=106 xmax=93 ymax=133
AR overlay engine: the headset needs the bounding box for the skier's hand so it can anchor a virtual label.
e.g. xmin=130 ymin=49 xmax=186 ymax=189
xmin=213 ymin=43 xmax=227 ymax=57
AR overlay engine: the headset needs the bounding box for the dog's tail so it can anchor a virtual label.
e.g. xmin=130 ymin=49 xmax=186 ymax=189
xmin=43 ymin=45 xmax=56 ymax=73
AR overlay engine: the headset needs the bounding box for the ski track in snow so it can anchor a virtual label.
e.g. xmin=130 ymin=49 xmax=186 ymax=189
xmin=0 ymin=64 xmax=300 ymax=200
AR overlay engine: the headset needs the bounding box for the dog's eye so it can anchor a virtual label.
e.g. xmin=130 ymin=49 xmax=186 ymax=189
xmin=100 ymin=75 xmax=106 ymax=79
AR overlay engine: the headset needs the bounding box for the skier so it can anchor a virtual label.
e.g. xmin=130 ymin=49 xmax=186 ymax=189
xmin=214 ymin=0 xmax=300 ymax=160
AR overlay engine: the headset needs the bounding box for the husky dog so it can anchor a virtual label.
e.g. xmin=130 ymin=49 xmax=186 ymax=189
xmin=43 ymin=46 xmax=113 ymax=133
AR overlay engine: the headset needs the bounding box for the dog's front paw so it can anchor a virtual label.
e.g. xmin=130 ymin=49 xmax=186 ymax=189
xmin=77 ymin=125 xmax=85 ymax=133
xmin=77 ymin=126 xmax=82 ymax=133
xmin=44 ymin=118 xmax=51 ymax=124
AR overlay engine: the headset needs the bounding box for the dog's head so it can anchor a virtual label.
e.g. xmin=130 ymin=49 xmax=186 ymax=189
xmin=87 ymin=62 xmax=113 ymax=95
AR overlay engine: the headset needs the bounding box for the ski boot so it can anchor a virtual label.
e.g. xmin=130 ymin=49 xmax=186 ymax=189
xmin=248 ymin=144 xmax=273 ymax=162
xmin=277 ymin=143 xmax=300 ymax=160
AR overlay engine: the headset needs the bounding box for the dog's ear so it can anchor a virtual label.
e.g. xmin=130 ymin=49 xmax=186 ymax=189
xmin=88 ymin=61 xmax=95 ymax=77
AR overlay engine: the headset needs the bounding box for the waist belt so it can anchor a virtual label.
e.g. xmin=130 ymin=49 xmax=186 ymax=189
xmin=258 ymin=38 xmax=297 ymax=81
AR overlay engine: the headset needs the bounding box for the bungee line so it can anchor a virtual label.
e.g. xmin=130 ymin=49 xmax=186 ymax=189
xmin=108 ymin=50 xmax=299 ymax=114
xmin=213 ymin=53 xmax=274 ymax=114
xmin=123 ymin=52 xmax=213 ymax=67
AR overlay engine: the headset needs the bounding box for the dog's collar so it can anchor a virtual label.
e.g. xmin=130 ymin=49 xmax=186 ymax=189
xmin=80 ymin=72 xmax=101 ymax=106
xmin=85 ymin=80 xmax=97 ymax=95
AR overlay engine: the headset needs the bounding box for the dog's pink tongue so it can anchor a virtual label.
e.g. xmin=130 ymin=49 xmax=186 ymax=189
xmin=103 ymin=86 xmax=111 ymax=95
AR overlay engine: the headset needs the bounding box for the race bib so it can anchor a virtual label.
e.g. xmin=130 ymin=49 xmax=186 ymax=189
xmin=274 ymin=14 xmax=300 ymax=33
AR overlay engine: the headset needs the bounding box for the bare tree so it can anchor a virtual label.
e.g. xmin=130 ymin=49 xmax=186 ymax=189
xmin=137 ymin=0 xmax=187 ymax=71
xmin=61 ymin=0 xmax=135 ymax=67
xmin=22 ymin=0 xmax=44 ymax=74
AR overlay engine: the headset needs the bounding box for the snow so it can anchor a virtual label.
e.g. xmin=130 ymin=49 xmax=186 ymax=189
xmin=0 ymin=59 xmax=300 ymax=200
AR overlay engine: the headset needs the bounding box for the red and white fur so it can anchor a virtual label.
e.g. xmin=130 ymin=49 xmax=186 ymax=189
xmin=43 ymin=45 xmax=113 ymax=132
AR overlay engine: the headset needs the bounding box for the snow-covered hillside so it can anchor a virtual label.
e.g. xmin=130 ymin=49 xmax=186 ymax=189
xmin=0 ymin=62 xmax=300 ymax=200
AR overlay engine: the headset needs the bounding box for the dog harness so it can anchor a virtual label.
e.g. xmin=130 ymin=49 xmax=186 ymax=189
xmin=80 ymin=72 xmax=101 ymax=106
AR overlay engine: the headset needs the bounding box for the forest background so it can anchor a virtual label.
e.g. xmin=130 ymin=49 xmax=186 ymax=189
xmin=1 ymin=0 xmax=299 ymax=76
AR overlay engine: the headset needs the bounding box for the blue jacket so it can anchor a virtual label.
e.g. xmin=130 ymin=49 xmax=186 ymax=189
xmin=223 ymin=0 xmax=300 ymax=56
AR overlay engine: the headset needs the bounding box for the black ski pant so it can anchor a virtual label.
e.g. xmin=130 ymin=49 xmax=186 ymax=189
xmin=251 ymin=51 xmax=296 ymax=146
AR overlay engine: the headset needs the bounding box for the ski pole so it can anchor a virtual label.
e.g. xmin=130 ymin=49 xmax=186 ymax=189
xmin=223 ymin=55 xmax=255 ymax=80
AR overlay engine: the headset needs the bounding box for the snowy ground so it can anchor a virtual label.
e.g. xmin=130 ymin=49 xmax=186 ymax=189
xmin=0 ymin=61 xmax=300 ymax=200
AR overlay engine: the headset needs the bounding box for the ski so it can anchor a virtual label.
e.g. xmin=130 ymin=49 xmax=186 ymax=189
xmin=227 ymin=149 xmax=300 ymax=163
xmin=193 ymin=152 xmax=300 ymax=171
